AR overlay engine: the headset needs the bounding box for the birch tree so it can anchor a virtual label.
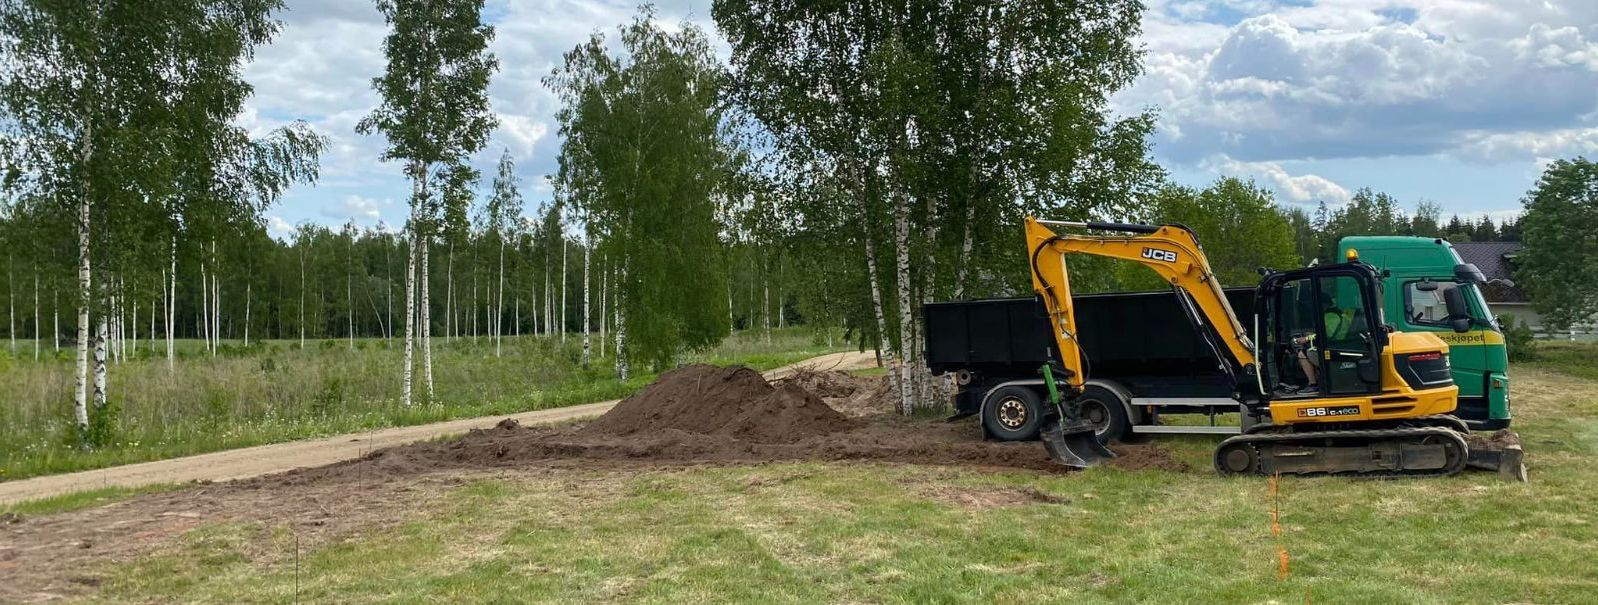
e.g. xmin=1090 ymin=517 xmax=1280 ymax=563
xmin=482 ymin=150 xmax=519 ymax=357
xmin=548 ymin=8 xmax=732 ymax=376
xmin=716 ymin=0 xmax=1158 ymax=412
xmin=359 ymin=0 xmax=497 ymax=405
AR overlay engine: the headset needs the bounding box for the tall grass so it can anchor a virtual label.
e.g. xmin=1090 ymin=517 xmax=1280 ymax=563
xmin=0 ymin=328 xmax=845 ymax=480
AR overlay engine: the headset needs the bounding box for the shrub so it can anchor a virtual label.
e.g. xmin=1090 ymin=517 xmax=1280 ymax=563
xmin=1501 ymin=314 xmax=1538 ymax=362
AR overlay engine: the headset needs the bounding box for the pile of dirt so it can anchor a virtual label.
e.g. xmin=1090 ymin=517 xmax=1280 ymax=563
xmin=783 ymin=369 xmax=896 ymax=416
xmin=1465 ymin=428 xmax=1522 ymax=450
xmin=783 ymin=369 xmax=862 ymax=399
xmin=268 ymin=365 xmax=1199 ymax=487
xmin=581 ymin=365 xmax=857 ymax=443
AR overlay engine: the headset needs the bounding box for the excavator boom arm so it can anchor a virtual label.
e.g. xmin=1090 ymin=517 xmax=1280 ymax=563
xmin=1025 ymin=217 xmax=1256 ymax=391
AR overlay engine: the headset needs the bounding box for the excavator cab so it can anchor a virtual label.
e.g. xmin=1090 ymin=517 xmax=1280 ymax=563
xmin=1254 ymin=262 xmax=1388 ymax=403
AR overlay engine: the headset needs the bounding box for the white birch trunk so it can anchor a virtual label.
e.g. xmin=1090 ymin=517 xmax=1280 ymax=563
xmin=599 ymin=258 xmax=607 ymax=357
xmin=34 ymin=270 xmax=40 ymax=361
xmin=73 ymin=166 xmax=92 ymax=434
xmin=893 ymin=191 xmax=915 ymax=416
xmin=347 ymin=259 xmax=355 ymax=350
xmin=614 ymin=258 xmax=628 ymax=380
xmin=581 ymin=238 xmax=591 ymax=368
xmin=167 ymin=239 xmax=175 ymax=370
xmin=763 ymin=276 xmax=771 ymax=343
xmin=298 ymin=247 xmax=305 ymax=349
xmin=244 ymin=282 xmax=251 ymax=347
xmin=93 ymin=317 xmax=107 ymax=413
xmin=7 ymin=256 xmax=13 ymax=355
xmin=211 ymin=245 xmax=220 ymax=354
xmin=560 ymin=236 xmax=567 ymax=343
xmin=496 ymin=239 xmax=505 ymax=357
xmin=421 ymin=215 xmax=434 ymax=399
xmin=860 ymin=194 xmax=892 ymax=376
xmin=445 ymin=242 xmax=454 ymax=343
xmin=386 ymin=238 xmax=394 ymax=341
xmin=131 ymin=298 xmax=137 ymax=359
xmin=401 ymin=173 xmax=420 ymax=406
xmin=200 ymin=263 xmax=210 ymax=351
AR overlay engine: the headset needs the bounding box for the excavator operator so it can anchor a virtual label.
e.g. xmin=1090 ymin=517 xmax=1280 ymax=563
xmin=1293 ymin=290 xmax=1356 ymax=394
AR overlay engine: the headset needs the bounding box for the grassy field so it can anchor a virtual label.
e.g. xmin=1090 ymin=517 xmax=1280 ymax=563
xmin=62 ymin=345 xmax=1598 ymax=603
xmin=0 ymin=328 xmax=845 ymax=480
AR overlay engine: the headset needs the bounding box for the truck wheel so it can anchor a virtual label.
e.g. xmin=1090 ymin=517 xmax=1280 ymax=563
xmin=983 ymin=386 xmax=1043 ymax=441
xmin=1078 ymin=385 xmax=1131 ymax=445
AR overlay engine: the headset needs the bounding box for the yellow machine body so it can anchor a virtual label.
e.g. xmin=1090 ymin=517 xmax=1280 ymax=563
xmin=1023 ymin=217 xmax=1457 ymax=429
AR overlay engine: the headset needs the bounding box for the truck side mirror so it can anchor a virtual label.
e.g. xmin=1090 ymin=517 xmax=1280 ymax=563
xmin=1443 ymin=287 xmax=1471 ymax=333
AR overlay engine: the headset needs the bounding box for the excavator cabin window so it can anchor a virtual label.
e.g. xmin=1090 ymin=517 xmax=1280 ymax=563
xmin=1260 ymin=269 xmax=1383 ymax=398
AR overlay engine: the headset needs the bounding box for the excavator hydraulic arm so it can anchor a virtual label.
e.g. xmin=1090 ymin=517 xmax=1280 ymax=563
xmin=1024 ymin=217 xmax=1256 ymax=394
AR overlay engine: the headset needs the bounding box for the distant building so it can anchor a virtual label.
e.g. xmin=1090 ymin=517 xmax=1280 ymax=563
xmin=1453 ymin=241 xmax=1596 ymax=340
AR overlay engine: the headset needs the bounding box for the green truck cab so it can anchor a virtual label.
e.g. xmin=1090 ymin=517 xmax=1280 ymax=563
xmin=1339 ymin=236 xmax=1511 ymax=428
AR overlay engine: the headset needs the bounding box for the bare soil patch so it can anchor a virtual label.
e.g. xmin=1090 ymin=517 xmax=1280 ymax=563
xmin=0 ymin=472 xmax=471 ymax=603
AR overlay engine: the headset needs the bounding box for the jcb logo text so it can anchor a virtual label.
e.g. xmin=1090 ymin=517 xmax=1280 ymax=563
xmin=1142 ymin=248 xmax=1177 ymax=263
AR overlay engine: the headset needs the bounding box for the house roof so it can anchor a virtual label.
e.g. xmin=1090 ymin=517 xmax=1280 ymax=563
xmin=1452 ymin=241 xmax=1521 ymax=281
xmin=1451 ymin=241 xmax=1525 ymax=302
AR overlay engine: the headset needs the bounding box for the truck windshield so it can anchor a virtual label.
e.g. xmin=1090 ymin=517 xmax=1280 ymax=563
xmin=1403 ymin=280 xmax=1497 ymax=330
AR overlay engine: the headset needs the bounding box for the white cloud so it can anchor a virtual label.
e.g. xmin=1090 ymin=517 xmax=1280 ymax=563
xmin=1202 ymin=154 xmax=1353 ymax=203
xmin=1120 ymin=1 xmax=1598 ymax=164
xmin=267 ymin=215 xmax=296 ymax=239
xmin=1456 ymin=126 xmax=1598 ymax=164
xmin=323 ymin=194 xmax=389 ymax=222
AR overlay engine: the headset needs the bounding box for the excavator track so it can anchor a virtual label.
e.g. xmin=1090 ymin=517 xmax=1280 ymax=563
xmin=1214 ymin=426 xmax=1469 ymax=479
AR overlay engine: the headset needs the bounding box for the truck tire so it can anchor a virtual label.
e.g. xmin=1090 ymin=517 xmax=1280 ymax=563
xmin=982 ymin=385 xmax=1043 ymax=441
xmin=1078 ymin=385 xmax=1131 ymax=445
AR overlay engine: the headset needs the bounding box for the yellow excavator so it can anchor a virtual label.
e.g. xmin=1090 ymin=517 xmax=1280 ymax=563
xmin=1025 ymin=217 xmax=1484 ymax=477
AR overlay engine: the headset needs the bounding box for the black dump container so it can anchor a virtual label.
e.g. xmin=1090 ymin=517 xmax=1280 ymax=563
xmin=923 ymin=288 xmax=1257 ymax=385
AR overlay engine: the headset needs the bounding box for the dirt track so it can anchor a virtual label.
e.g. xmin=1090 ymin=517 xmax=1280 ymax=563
xmin=0 ymin=351 xmax=877 ymax=506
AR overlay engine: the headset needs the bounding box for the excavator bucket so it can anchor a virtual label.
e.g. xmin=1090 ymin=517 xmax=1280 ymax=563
xmin=1039 ymin=412 xmax=1116 ymax=469
xmin=1037 ymin=363 xmax=1116 ymax=468
xmin=1465 ymin=430 xmax=1529 ymax=482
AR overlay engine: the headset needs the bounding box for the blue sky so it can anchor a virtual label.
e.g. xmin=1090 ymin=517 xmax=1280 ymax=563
xmin=244 ymin=0 xmax=1598 ymax=237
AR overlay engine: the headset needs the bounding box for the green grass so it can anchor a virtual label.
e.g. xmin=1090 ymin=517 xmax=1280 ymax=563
xmin=1526 ymin=340 xmax=1598 ymax=381
xmin=0 ymin=327 xmax=844 ymax=481
xmin=67 ymin=360 xmax=1598 ymax=604
xmin=0 ymin=483 xmax=183 ymax=516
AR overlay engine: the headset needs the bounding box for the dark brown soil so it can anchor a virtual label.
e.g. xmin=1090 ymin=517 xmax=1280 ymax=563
xmin=780 ymin=369 xmax=896 ymax=416
xmin=581 ymin=365 xmax=858 ymax=443
xmin=1465 ymin=428 xmax=1523 ymax=450
xmin=272 ymin=365 xmax=1191 ymax=487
